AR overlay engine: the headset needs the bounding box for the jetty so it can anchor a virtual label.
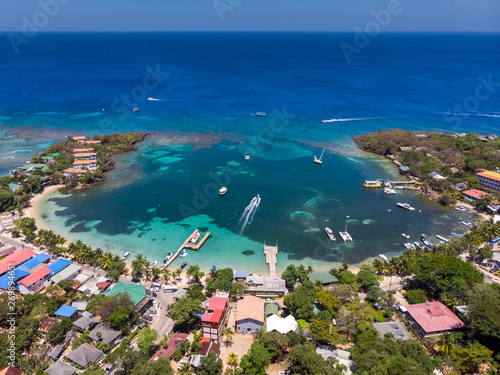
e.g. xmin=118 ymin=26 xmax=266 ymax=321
xmin=264 ymin=242 xmax=278 ymax=277
xmin=163 ymin=229 xmax=211 ymax=268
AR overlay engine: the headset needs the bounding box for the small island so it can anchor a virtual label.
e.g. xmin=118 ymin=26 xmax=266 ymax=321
xmin=355 ymin=129 xmax=500 ymax=210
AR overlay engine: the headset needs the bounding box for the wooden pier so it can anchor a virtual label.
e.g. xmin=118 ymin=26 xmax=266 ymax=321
xmin=264 ymin=243 xmax=278 ymax=277
xmin=163 ymin=229 xmax=211 ymax=268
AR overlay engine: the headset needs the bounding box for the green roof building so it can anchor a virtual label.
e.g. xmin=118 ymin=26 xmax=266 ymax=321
xmin=20 ymin=164 xmax=49 ymax=173
xmin=107 ymin=282 xmax=148 ymax=307
xmin=8 ymin=183 xmax=23 ymax=192
xmin=308 ymin=271 xmax=338 ymax=285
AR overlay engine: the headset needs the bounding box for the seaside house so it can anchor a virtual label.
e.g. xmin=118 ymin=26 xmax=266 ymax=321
xmin=63 ymin=168 xmax=86 ymax=177
xmin=149 ymin=332 xmax=188 ymax=361
xmin=66 ymin=343 xmax=104 ymax=368
xmin=107 ymin=281 xmax=152 ymax=313
xmin=50 ymin=263 xmax=82 ymax=285
xmin=18 ymin=266 xmax=51 ymax=294
xmin=72 ymin=136 xmax=87 ymax=143
xmin=308 ymin=271 xmax=338 ymax=286
xmin=72 ymin=159 xmax=97 ymax=171
xmin=266 ymin=314 xmax=298 ymax=334
xmin=54 ymin=305 xmax=79 ymax=320
xmin=371 ymin=321 xmax=411 ymax=340
xmin=19 ymin=163 xmax=49 ymax=175
xmin=244 ymin=274 xmax=288 ymax=298
xmin=233 ymin=270 xmax=248 ymax=280
xmin=476 ymin=170 xmax=500 ymax=192
xmin=462 ymin=189 xmax=489 ymax=201
xmin=73 ymin=152 xmax=97 ymax=161
xmin=88 ymin=323 xmax=122 ymax=344
xmin=72 ymin=148 xmax=92 ymax=155
xmin=83 ymin=140 xmax=101 ymax=145
xmin=399 ymin=165 xmax=410 ymax=175
xmin=235 ymin=295 xmax=265 ymax=334
xmin=202 ymin=296 xmax=230 ymax=344
xmin=404 ymin=301 xmax=465 ymax=337
xmin=46 ymin=361 xmax=77 ymax=375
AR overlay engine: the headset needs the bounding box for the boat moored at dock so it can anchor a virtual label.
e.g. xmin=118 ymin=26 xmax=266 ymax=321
xmin=384 ymin=188 xmax=396 ymax=195
xmin=397 ymin=202 xmax=415 ymax=211
xmin=364 ymin=180 xmax=382 ymax=188
xmin=461 ymin=221 xmax=475 ymax=228
xmin=455 ymin=206 xmax=467 ymax=211
xmin=450 ymin=232 xmax=460 ymax=238
xmin=179 ymin=249 xmax=188 ymax=258
xmin=152 ymin=261 xmax=157 ymax=267
xmin=404 ymin=243 xmax=416 ymax=250
xmin=190 ymin=231 xmax=200 ymax=243
xmin=423 ymin=240 xmax=434 ymax=248
xmin=414 ymin=241 xmax=425 ymax=249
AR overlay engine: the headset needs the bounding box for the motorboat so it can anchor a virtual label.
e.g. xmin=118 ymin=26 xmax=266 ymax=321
xmin=256 ymin=112 xmax=266 ymax=116
xmin=455 ymin=206 xmax=467 ymax=211
xmin=179 ymin=262 xmax=187 ymax=269
xmin=245 ymin=153 xmax=250 ymax=161
xmin=325 ymin=227 xmax=336 ymax=241
xmin=191 ymin=231 xmax=200 ymax=243
xmin=436 ymin=235 xmax=449 ymax=242
xmin=402 ymin=233 xmax=410 ymax=239
xmin=461 ymin=221 xmax=474 ymax=228
xmin=132 ymin=107 xmax=139 ymax=112
xmin=397 ymin=203 xmax=415 ymax=211
xmin=384 ymin=188 xmax=396 ymax=195
xmin=152 ymin=261 xmax=157 ymax=267
xmin=165 ymin=252 xmax=173 ymax=260
xmin=450 ymin=232 xmax=460 ymax=238
xmin=423 ymin=240 xmax=434 ymax=248
xmin=379 ymin=254 xmax=389 ymax=263
xmin=404 ymin=243 xmax=416 ymax=250
xmin=122 ymin=252 xmax=130 ymax=260
xmin=219 ymin=187 xmax=227 ymax=196
xmin=414 ymin=241 xmax=425 ymax=249
xmin=179 ymin=249 xmax=188 ymax=258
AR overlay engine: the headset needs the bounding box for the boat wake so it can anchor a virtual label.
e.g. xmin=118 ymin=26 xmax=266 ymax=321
xmin=238 ymin=195 xmax=261 ymax=234
xmin=147 ymin=97 xmax=166 ymax=101
xmin=321 ymin=118 xmax=373 ymax=123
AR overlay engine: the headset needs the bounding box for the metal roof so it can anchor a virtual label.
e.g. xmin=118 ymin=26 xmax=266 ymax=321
xmin=54 ymin=305 xmax=78 ymax=318
xmin=47 ymin=259 xmax=72 ymax=275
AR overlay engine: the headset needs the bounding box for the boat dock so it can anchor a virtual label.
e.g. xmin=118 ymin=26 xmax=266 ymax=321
xmin=163 ymin=229 xmax=211 ymax=268
xmin=264 ymin=243 xmax=278 ymax=277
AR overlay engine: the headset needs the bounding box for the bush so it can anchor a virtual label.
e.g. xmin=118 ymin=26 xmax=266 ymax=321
xmin=437 ymin=194 xmax=456 ymax=206
xmin=172 ymin=348 xmax=183 ymax=361
xmin=376 ymin=311 xmax=385 ymax=322
xmin=406 ymin=289 xmax=427 ymax=304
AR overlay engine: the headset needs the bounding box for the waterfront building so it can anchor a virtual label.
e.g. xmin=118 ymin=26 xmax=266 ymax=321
xmin=404 ymin=301 xmax=464 ymax=337
xmin=476 ymin=170 xmax=500 ymax=192
xmin=202 ymin=296 xmax=230 ymax=344
xmin=73 ymin=152 xmax=97 ymax=161
xmin=72 ymin=136 xmax=87 ymax=143
xmin=63 ymin=168 xmax=86 ymax=177
xmin=244 ymin=274 xmax=288 ymax=298
xmin=72 ymin=160 xmax=97 ymax=171
xmin=18 ymin=266 xmax=51 ymax=294
xmin=462 ymin=189 xmax=489 ymax=201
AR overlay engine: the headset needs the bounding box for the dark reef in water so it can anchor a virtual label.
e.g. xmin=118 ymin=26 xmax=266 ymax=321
xmin=242 ymin=250 xmax=255 ymax=255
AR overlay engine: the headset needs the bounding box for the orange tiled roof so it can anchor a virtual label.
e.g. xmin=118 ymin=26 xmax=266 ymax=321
xmin=73 ymin=160 xmax=95 ymax=165
xmin=478 ymin=171 xmax=500 ymax=182
xmin=72 ymin=136 xmax=86 ymax=140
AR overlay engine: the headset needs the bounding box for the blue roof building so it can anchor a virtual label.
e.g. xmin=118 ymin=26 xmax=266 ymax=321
xmin=0 ymin=269 xmax=30 ymax=290
xmin=54 ymin=305 xmax=78 ymax=319
xmin=48 ymin=259 xmax=72 ymax=275
xmin=17 ymin=253 xmax=51 ymax=272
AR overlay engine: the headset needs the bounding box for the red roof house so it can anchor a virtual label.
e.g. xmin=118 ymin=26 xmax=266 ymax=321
xmin=0 ymin=249 xmax=35 ymax=276
xmin=18 ymin=266 xmax=51 ymax=294
xmin=149 ymin=332 xmax=188 ymax=361
xmin=202 ymin=296 xmax=230 ymax=344
xmin=462 ymin=189 xmax=489 ymax=201
xmin=0 ymin=366 xmax=23 ymax=375
xmin=405 ymin=301 xmax=465 ymax=337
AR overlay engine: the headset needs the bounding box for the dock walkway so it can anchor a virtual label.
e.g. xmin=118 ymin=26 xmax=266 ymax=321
xmin=163 ymin=229 xmax=211 ymax=268
xmin=264 ymin=243 xmax=278 ymax=277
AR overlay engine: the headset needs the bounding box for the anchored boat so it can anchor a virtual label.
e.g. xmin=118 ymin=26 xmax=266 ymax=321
xmin=325 ymin=227 xmax=336 ymax=241
xmin=397 ymin=202 xmax=415 ymax=211
xmin=314 ymin=148 xmax=325 ymax=164
xmin=339 ymin=216 xmax=353 ymax=242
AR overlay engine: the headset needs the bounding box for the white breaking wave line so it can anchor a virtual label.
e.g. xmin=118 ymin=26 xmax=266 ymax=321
xmin=321 ymin=118 xmax=373 ymax=123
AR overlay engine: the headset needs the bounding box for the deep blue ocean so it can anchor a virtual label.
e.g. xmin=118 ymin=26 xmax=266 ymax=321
xmin=0 ymin=33 xmax=499 ymax=272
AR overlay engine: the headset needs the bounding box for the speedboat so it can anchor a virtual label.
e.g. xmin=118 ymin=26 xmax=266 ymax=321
xmin=414 ymin=241 xmax=425 ymax=249
xmin=191 ymin=231 xmax=200 ymax=243
xmin=122 ymin=252 xmax=130 ymax=260
xmin=165 ymin=252 xmax=173 ymax=260
xmin=132 ymin=107 xmax=139 ymax=112
xmin=379 ymin=254 xmax=389 ymax=263
xmin=450 ymin=232 xmax=460 ymax=238
xmin=461 ymin=221 xmax=474 ymax=228
xmin=404 ymin=243 xmax=416 ymax=250
xmin=256 ymin=112 xmax=266 ymax=116
xmin=423 ymin=240 xmax=434 ymax=248
xmin=402 ymin=233 xmax=410 ymax=239
xmin=251 ymin=194 xmax=261 ymax=204
xmin=325 ymin=227 xmax=336 ymax=241
xmin=397 ymin=203 xmax=415 ymax=211
xmin=436 ymin=235 xmax=449 ymax=242
xmin=179 ymin=262 xmax=187 ymax=270
xmin=245 ymin=153 xmax=250 ymax=161
xmin=180 ymin=249 xmax=188 ymax=258
xmin=384 ymin=188 xmax=396 ymax=195
xmin=219 ymin=187 xmax=227 ymax=196
xmin=455 ymin=206 xmax=467 ymax=211
xmin=152 ymin=261 xmax=157 ymax=267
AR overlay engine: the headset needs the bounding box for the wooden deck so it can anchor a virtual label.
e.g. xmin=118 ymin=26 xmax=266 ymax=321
xmin=163 ymin=229 xmax=211 ymax=268
xmin=264 ymin=243 xmax=278 ymax=277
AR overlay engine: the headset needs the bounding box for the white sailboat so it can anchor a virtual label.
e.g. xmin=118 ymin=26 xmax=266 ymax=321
xmin=339 ymin=215 xmax=353 ymax=242
xmin=314 ymin=148 xmax=325 ymax=164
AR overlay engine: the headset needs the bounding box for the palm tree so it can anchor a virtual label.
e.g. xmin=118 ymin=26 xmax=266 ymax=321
xmin=228 ymin=353 xmax=238 ymax=367
xmin=131 ymin=254 xmax=148 ymax=277
xmin=223 ymin=328 xmax=234 ymax=347
xmin=178 ymin=362 xmax=192 ymax=375
xmin=152 ymin=266 xmax=160 ymax=280
xmin=436 ymin=333 xmax=455 ymax=355
xmin=99 ymin=253 xmax=113 ymax=270
xmin=372 ymin=258 xmax=386 ymax=275
xmin=162 ymin=268 xmax=171 ymax=284
xmin=174 ymin=269 xmax=183 ymax=281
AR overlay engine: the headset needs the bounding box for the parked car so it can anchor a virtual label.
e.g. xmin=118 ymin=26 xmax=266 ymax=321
xmin=131 ymin=278 xmax=140 ymax=283
xmin=143 ymin=314 xmax=153 ymax=321
xmin=105 ymin=364 xmax=115 ymax=374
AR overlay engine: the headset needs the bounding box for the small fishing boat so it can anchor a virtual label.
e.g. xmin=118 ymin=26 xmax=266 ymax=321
xmin=461 ymin=221 xmax=474 ymax=228
xmin=379 ymin=254 xmax=389 ymax=263
xmin=122 ymin=252 xmax=130 ymax=260
xmin=165 ymin=252 xmax=173 ymax=260
xmin=163 ymin=259 xmax=167 ymax=266
xmin=256 ymin=112 xmax=266 ymax=116
xmin=339 ymin=216 xmax=353 ymax=242
xmin=152 ymin=261 xmax=157 ymax=267
xmin=219 ymin=186 xmax=227 ymax=196
xmin=245 ymin=153 xmax=250 ymax=161
xmin=132 ymin=107 xmax=139 ymax=112
xmin=404 ymin=242 xmax=416 ymax=250
xmin=455 ymin=206 xmax=467 ymax=211
xmin=450 ymin=232 xmax=460 ymax=238
xmin=436 ymin=235 xmax=449 ymax=242
xmin=414 ymin=241 xmax=425 ymax=249
xmin=423 ymin=240 xmax=434 ymax=248
xmin=397 ymin=202 xmax=415 ymax=211
xmin=212 ymin=265 xmax=217 ymax=271
xmin=314 ymin=148 xmax=325 ymax=165
xmin=179 ymin=249 xmax=188 ymax=258
xmin=402 ymin=233 xmax=410 ymax=239
xmin=384 ymin=188 xmax=396 ymax=195
xmin=325 ymin=227 xmax=336 ymax=241
xmin=179 ymin=262 xmax=187 ymax=270
xmin=191 ymin=231 xmax=200 ymax=243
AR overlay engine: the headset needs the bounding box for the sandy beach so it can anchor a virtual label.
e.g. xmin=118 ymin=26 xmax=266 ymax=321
xmin=25 ymin=184 xmax=63 ymax=230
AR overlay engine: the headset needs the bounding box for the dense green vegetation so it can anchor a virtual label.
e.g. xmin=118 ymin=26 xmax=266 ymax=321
xmin=355 ymin=129 xmax=500 ymax=205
